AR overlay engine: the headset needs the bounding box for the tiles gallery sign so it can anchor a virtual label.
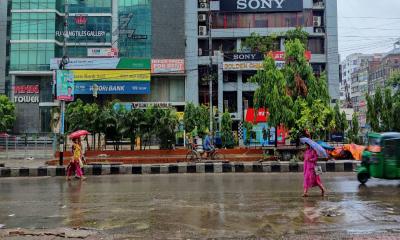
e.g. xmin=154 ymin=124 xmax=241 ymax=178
xmin=219 ymin=0 xmax=303 ymax=12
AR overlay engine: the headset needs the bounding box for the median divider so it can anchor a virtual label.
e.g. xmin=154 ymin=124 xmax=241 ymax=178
xmin=0 ymin=161 xmax=358 ymax=178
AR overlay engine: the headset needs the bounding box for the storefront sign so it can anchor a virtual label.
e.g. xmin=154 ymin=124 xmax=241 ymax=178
xmin=50 ymin=58 xmax=151 ymax=70
xmin=151 ymin=59 xmax=185 ymax=74
xmin=87 ymin=48 xmax=118 ymax=57
xmin=75 ymin=82 xmax=150 ymax=95
xmin=132 ymin=102 xmax=172 ymax=109
xmin=72 ymin=70 xmax=150 ymax=82
xmin=223 ymin=61 xmax=263 ymax=71
xmin=219 ymin=0 xmax=303 ymax=12
xmin=14 ymin=95 xmax=40 ymax=103
xmin=224 ymin=53 xmax=264 ymax=62
xmin=269 ymin=51 xmax=312 ymax=61
xmin=56 ymin=70 xmax=75 ymax=101
xmin=14 ymin=85 xmax=39 ymax=94
xmin=13 ymin=85 xmax=40 ymax=103
xmin=55 ymin=31 xmax=106 ymax=37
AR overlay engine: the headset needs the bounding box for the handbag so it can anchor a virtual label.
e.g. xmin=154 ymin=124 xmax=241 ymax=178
xmin=314 ymin=165 xmax=322 ymax=175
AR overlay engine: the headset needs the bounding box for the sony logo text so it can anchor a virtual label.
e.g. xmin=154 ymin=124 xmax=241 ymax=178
xmin=237 ymin=0 xmax=285 ymax=10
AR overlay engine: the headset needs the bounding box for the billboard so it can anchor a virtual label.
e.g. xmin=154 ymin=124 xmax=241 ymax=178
xmin=87 ymin=48 xmax=118 ymax=57
xmin=75 ymin=82 xmax=150 ymax=95
xmin=56 ymin=70 xmax=74 ymax=101
xmin=219 ymin=0 xmax=303 ymax=12
xmin=50 ymin=58 xmax=151 ymax=70
xmin=72 ymin=70 xmax=150 ymax=82
xmin=151 ymin=59 xmax=185 ymax=74
xmin=223 ymin=61 xmax=264 ymax=71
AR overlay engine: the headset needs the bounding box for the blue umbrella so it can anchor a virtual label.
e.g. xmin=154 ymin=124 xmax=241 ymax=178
xmin=300 ymin=137 xmax=329 ymax=158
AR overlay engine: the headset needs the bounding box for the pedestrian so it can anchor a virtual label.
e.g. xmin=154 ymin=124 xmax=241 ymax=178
xmin=66 ymin=138 xmax=86 ymax=181
xmin=303 ymin=143 xmax=325 ymax=197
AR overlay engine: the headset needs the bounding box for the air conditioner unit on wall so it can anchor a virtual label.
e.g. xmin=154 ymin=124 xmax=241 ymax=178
xmin=313 ymin=16 xmax=322 ymax=27
xmin=199 ymin=0 xmax=207 ymax=3
xmin=199 ymin=26 xmax=207 ymax=36
xmin=198 ymin=14 xmax=207 ymax=22
xmin=315 ymin=27 xmax=324 ymax=33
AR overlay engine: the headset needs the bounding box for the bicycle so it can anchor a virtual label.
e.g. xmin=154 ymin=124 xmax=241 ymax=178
xmin=185 ymin=143 xmax=225 ymax=162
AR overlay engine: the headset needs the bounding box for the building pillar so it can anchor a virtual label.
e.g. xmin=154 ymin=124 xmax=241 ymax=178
xmin=10 ymin=75 xmax=16 ymax=100
xmin=218 ymin=60 xmax=223 ymax=127
xmin=111 ymin=0 xmax=119 ymax=49
xmin=237 ymin=72 xmax=243 ymax=121
xmin=185 ymin=0 xmax=199 ymax=105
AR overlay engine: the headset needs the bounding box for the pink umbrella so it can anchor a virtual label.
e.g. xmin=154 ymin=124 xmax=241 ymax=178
xmin=69 ymin=130 xmax=90 ymax=139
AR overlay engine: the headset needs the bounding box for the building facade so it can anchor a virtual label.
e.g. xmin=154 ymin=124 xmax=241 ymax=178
xmin=368 ymin=44 xmax=400 ymax=97
xmin=186 ymin=0 xmax=339 ymax=130
xmin=7 ymin=0 xmax=339 ymax=134
xmin=8 ymin=0 xmax=185 ymax=133
xmin=0 ymin=0 xmax=11 ymax=95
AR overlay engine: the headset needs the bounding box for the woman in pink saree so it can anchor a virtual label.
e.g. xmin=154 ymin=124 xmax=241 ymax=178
xmin=303 ymin=143 xmax=326 ymax=197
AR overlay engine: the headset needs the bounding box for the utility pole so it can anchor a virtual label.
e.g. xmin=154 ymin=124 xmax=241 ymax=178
xmin=208 ymin=6 xmax=213 ymax=132
xmin=59 ymin=0 xmax=69 ymax=166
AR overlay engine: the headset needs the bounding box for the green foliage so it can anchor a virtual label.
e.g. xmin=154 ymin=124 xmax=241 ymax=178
xmin=382 ymin=88 xmax=394 ymax=132
xmin=183 ymin=102 xmax=209 ymax=137
xmin=0 ymin=95 xmax=16 ymax=132
xmin=241 ymin=32 xmax=279 ymax=53
xmin=333 ymin=103 xmax=348 ymax=133
xmin=221 ymin=111 xmax=234 ymax=148
xmin=291 ymin=99 xmax=334 ymax=140
xmin=154 ymin=108 xmax=178 ymax=149
xmin=366 ymin=94 xmax=378 ymax=131
xmin=348 ymin=113 xmax=360 ymax=144
xmin=285 ymin=27 xmax=309 ymax=46
xmin=387 ymin=70 xmax=400 ymax=97
xmin=242 ymin=121 xmax=253 ymax=145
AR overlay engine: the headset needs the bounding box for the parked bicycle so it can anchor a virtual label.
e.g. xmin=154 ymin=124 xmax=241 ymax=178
xmin=185 ymin=143 xmax=225 ymax=162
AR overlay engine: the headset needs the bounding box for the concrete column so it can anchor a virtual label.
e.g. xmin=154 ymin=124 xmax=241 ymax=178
xmin=237 ymin=72 xmax=243 ymax=121
xmin=10 ymin=75 xmax=16 ymax=100
xmin=218 ymin=60 xmax=223 ymax=126
xmin=111 ymin=0 xmax=119 ymax=49
xmin=185 ymin=1 xmax=199 ymax=104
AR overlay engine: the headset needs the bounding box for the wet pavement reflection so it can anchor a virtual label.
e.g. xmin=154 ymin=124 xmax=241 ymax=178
xmin=0 ymin=173 xmax=399 ymax=238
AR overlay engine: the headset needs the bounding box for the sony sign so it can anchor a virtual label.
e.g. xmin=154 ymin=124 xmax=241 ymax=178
xmin=220 ymin=0 xmax=303 ymax=12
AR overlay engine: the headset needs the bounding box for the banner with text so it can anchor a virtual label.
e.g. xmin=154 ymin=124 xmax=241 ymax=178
xmin=219 ymin=0 xmax=303 ymax=12
xmin=75 ymin=82 xmax=150 ymax=95
xmin=71 ymin=70 xmax=151 ymax=82
xmin=151 ymin=59 xmax=185 ymax=74
xmin=50 ymin=58 xmax=150 ymax=70
xmin=56 ymin=70 xmax=74 ymax=101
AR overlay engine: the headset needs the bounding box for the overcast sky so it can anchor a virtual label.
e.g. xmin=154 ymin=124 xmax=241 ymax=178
xmin=337 ymin=0 xmax=400 ymax=61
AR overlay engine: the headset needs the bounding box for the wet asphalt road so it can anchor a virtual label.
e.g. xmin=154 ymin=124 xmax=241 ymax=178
xmin=0 ymin=173 xmax=399 ymax=239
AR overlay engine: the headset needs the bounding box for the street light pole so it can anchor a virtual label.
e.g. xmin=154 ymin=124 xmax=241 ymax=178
xmin=208 ymin=7 xmax=213 ymax=132
xmin=59 ymin=0 xmax=69 ymax=166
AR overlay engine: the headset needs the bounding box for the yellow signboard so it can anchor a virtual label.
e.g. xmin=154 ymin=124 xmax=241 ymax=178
xmin=72 ymin=70 xmax=151 ymax=81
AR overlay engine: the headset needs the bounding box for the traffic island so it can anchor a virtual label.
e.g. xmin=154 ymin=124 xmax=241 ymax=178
xmin=0 ymin=160 xmax=358 ymax=177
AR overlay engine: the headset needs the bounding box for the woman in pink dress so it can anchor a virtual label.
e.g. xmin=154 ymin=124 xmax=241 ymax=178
xmin=303 ymin=143 xmax=326 ymax=197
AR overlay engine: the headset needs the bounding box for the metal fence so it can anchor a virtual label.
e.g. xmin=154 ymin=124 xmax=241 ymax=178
xmin=0 ymin=133 xmax=57 ymax=160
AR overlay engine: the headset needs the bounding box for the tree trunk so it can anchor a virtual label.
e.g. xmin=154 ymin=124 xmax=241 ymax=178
xmin=130 ymin=134 xmax=135 ymax=151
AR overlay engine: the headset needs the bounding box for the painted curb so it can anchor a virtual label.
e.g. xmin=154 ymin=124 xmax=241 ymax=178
xmin=0 ymin=161 xmax=358 ymax=178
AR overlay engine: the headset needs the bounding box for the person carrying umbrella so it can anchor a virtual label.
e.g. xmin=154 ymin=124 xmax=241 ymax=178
xmin=301 ymin=138 xmax=327 ymax=197
xmin=66 ymin=137 xmax=86 ymax=181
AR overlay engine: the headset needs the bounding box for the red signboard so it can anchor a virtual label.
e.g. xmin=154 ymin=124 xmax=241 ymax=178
xmin=151 ymin=59 xmax=185 ymax=74
xmin=75 ymin=15 xmax=87 ymax=25
xmin=269 ymin=51 xmax=312 ymax=61
xmin=245 ymin=108 xmax=269 ymax=123
xmin=14 ymin=85 xmax=40 ymax=94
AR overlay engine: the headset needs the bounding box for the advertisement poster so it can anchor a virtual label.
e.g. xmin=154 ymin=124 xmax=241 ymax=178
xmin=87 ymin=48 xmax=118 ymax=57
xmin=50 ymin=58 xmax=151 ymax=70
xmin=71 ymin=70 xmax=151 ymax=82
xmin=74 ymin=82 xmax=150 ymax=95
xmin=56 ymin=70 xmax=74 ymax=101
xmin=151 ymin=59 xmax=185 ymax=74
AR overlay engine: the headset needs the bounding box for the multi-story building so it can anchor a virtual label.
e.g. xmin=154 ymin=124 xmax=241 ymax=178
xmin=368 ymin=43 xmax=400 ymax=96
xmin=187 ymin=0 xmax=339 ymax=129
xmin=7 ymin=0 xmax=340 ymax=134
xmin=0 ymin=0 xmax=11 ymax=95
xmin=8 ymin=0 xmax=185 ymax=133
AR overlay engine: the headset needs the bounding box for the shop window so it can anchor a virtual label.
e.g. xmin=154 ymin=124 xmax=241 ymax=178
xmin=223 ymin=91 xmax=238 ymax=113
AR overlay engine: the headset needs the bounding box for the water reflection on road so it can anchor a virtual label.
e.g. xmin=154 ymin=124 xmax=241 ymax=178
xmin=0 ymin=173 xmax=399 ymax=238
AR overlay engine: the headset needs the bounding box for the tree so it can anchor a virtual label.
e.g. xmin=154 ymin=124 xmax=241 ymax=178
xmin=183 ymin=103 xmax=210 ymax=137
xmin=366 ymin=94 xmax=378 ymax=132
xmin=221 ymin=111 xmax=234 ymax=148
xmin=155 ymin=108 xmax=178 ymax=150
xmin=373 ymin=86 xmax=383 ymax=131
xmin=348 ymin=113 xmax=360 ymax=144
xmin=0 ymin=95 xmax=16 ymax=133
xmin=241 ymin=32 xmax=279 ymax=53
xmin=333 ymin=103 xmax=348 ymax=133
xmin=251 ymin=57 xmax=294 ymax=147
xmin=381 ymin=88 xmax=394 ymax=132
xmin=285 ymin=27 xmax=309 ymax=46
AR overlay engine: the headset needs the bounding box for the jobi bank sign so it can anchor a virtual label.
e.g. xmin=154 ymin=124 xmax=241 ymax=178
xmin=219 ymin=0 xmax=303 ymax=12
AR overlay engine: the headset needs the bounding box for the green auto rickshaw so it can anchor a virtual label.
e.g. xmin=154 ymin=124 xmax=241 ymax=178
xmin=357 ymin=132 xmax=400 ymax=184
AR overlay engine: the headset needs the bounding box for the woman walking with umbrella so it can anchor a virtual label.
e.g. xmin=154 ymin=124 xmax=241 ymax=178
xmin=301 ymin=138 xmax=327 ymax=197
xmin=66 ymin=130 xmax=90 ymax=181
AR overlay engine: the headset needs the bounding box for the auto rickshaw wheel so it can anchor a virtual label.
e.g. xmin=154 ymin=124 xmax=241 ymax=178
xmin=357 ymin=172 xmax=369 ymax=184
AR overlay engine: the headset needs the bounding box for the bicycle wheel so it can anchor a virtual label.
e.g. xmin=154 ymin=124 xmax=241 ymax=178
xmin=186 ymin=151 xmax=198 ymax=162
xmin=211 ymin=152 xmax=225 ymax=160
